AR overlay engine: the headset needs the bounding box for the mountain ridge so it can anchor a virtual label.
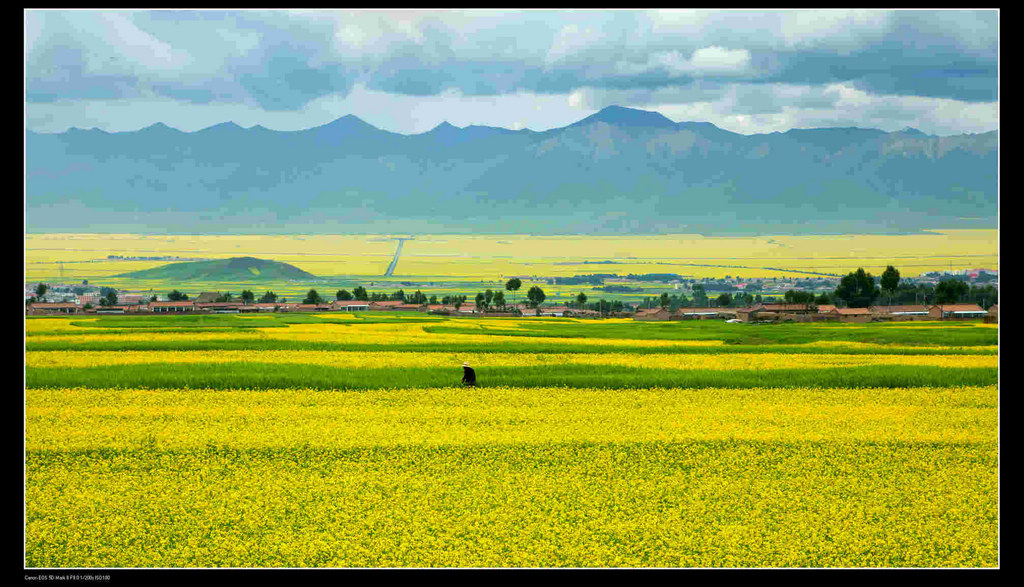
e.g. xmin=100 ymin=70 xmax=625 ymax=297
xmin=26 ymin=105 xmax=998 ymax=235
xmin=27 ymin=106 xmax=997 ymax=138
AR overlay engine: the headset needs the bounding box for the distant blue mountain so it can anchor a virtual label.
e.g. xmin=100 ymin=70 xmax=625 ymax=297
xmin=25 ymin=105 xmax=997 ymax=234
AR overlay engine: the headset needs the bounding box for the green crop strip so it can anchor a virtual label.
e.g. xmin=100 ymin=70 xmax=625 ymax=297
xmin=25 ymin=363 xmax=998 ymax=391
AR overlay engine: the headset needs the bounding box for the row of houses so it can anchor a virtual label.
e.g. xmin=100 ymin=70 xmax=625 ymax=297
xmin=26 ymin=297 xmax=998 ymax=323
xmin=27 ymin=298 xmax=559 ymax=316
xmin=633 ymin=303 xmax=996 ymax=323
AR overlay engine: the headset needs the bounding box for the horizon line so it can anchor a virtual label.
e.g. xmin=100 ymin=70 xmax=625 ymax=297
xmin=27 ymin=105 xmax=1000 ymax=138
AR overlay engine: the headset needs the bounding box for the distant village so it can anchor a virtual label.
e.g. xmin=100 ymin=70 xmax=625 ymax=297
xmin=25 ymin=267 xmax=998 ymax=324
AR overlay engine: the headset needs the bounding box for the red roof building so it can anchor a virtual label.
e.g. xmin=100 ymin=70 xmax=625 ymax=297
xmin=928 ymin=304 xmax=987 ymax=319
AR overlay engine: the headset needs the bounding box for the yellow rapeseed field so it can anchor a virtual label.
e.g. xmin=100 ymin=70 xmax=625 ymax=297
xmin=23 ymin=312 xmax=999 ymax=568
xmin=26 ymin=385 xmax=996 ymax=450
xmin=25 ymin=230 xmax=998 ymax=281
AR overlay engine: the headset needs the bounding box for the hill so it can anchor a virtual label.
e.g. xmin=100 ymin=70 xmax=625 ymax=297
xmin=26 ymin=106 xmax=997 ymax=235
xmin=117 ymin=257 xmax=318 ymax=281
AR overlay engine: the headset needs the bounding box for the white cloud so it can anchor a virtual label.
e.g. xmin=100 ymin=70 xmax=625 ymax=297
xmin=90 ymin=12 xmax=192 ymax=74
xmin=545 ymin=23 xmax=605 ymax=65
xmin=687 ymin=46 xmax=751 ymax=73
xmin=779 ymin=9 xmax=893 ymax=51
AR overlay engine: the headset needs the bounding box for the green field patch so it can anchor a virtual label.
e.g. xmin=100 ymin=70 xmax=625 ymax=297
xmin=26 ymin=363 xmax=998 ymax=391
xmin=23 ymin=337 xmax=998 ymax=355
xmin=424 ymin=320 xmax=998 ymax=347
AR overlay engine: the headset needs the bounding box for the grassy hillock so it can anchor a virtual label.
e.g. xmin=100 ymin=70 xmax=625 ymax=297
xmin=116 ymin=256 xmax=317 ymax=281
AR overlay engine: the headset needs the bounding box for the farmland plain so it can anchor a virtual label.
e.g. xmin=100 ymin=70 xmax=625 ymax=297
xmin=25 ymin=231 xmax=999 ymax=304
xmin=24 ymin=313 xmax=998 ymax=567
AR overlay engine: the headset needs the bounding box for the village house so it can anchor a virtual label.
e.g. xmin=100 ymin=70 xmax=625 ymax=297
xmin=563 ymin=308 xmax=601 ymax=318
xmin=868 ymin=304 xmax=930 ymax=321
xmin=295 ymin=303 xmax=333 ymax=312
xmin=118 ymin=294 xmax=148 ymax=305
xmin=369 ymin=300 xmax=406 ymax=311
xmin=28 ymin=302 xmax=82 ymax=315
xmin=928 ymin=304 xmax=988 ymax=320
xmin=672 ymin=307 xmax=736 ymax=320
xmin=735 ymin=303 xmax=818 ymax=322
xmin=94 ymin=304 xmax=144 ymax=314
xmin=246 ymin=302 xmax=280 ymax=312
xmin=149 ymin=301 xmax=196 ymax=313
xmin=76 ymin=294 xmax=102 ymax=306
xmin=196 ymin=302 xmax=245 ymax=313
xmin=274 ymin=303 xmax=302 ymax=312
xmin=868 ymin=304 xmax=929 ymax=316
xmin=633 ymin=308 xmax=672 ymax=321
xmin=828 ymin=307 xmax=875 ymax=323
xmin=194 ymin=292 xmax=221 ymax=304
xmin=392 ymin=303 xmax=427 ymax=311
xmin=985 ymin=304 xmax=998 ymax=323
xmin=332 ymin=300 xmax=371 ymax=312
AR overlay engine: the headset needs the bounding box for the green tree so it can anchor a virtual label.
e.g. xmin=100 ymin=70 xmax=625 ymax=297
xmin=352 ymin=286 xmax=368 ymax=301
xmin=336 ymin=289 xmax=353 ymax=301
xmin=104 ymin=290 xmax=118 ymax=306
xmin=659 ymin=292 xmax=669 ymax=309
xmin=814 ymin=292 xmax=833 ymax=305
xmin=259 ymin=291 xmax=277 ymax=303
xmin=505 ymin=278 xmax=522 ymax=308
xmin=429 ymin=295 xmax=438 ymax=305
xmin=716 ymin=293 xmax=732 ymax=307
xmin=475 ymin=292 xmax=486 ymax=310
xmin=215 ymin=292 xmax=233 ymax=303
xmin=303 ymin=289 xmax=323 ymax=305
xmin=527 ymin=285 xmax=546 ymax=308
xmin=971 ymin=284 xmax=998 ymax=309
xmin=484 ymin=289 xmax=494 ymax=308
xmin=241 ymin=290 xmax=255 ymax=305
xmin=691 ymin=284 xmax=708 ymax=306
xmin=880 ymin=265 xmax=901 ymax=305
xmin=493 ymin=291 xmax=506 ymax=310
xmin=34 ymin=283 xmax=48 ymax=302
xmin=577 ymin=292 xmax=588 ymax=309
xmin=784 ymin=290 xmax=815 ymax=304
xmin=834 ymin=268 xmax=880 ymax=308
xmin=167 ymin=290 xmax=188 ymax=301
xmin=935 ymin=278 xmax=969 ymax=304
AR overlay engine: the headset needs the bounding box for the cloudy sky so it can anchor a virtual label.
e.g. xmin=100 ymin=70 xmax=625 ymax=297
xmin=24 ymin=9 xmax=998 ymax=136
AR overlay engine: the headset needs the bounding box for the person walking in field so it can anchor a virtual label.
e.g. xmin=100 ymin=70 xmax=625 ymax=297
xmin=462 ymin=361 xmax=476 ymax=387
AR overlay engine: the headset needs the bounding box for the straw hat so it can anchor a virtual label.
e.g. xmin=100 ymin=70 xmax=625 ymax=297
xmin=462 ymin=362 xmax=470 ymax=367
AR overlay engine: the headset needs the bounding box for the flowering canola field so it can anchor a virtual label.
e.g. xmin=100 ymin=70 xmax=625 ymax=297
xmin=24 ymin=313 xmax=998 ymax=567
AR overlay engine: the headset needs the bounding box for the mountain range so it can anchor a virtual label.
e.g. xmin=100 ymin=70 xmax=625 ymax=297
xmin=26 ymin=105 xmax=998 ymax=235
